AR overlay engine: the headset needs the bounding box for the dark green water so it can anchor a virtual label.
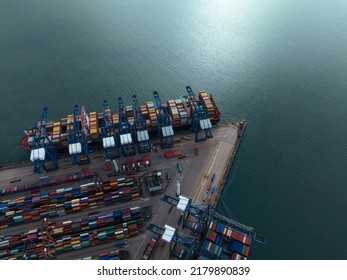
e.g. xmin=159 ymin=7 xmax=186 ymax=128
xmin=1 ymin=0 xmax=347 ymax=259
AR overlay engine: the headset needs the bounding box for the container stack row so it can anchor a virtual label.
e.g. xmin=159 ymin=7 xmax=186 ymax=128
xmin=202 ymin=240 xmax=223 ymax=258
xmin=199 ymin=91 xmax=215 ymax=119
xmin=0 ymin=207 xmax=143 ymax=259
xmin=66 ymin=114 xmax=74 ymax=135
xmin=140 ymin=105 xmax=149 ymax=119
xmin=168 ymin=99 xmax=180 ymax=125
xmin=112 ymin=113 xmax=119 ymax=126
xmin=209 ymin=221 xmax=252 ymax=246
xmin=97 ymin=113 xmax=103 ymax=136
xmin=53 ymin=223 xmax=135 ymax=254
xmin=0 ymin=169 xmax=94 ymax=196
xmin=202 ymin=221 xmax=252 ymax=259
xmin=164 ymin=150 xmax=181 ymax=159
xmin=142 ymin=234 xmax=160 ymax=260
xmin=139 ymin=104 xmax=150 ymax=129
xmin=174 ymin=99 xmax=189 ymax=125
xmin=60 ymin=117 xmax=69 ymax=145
xmin=52 ymin=122 xmax=61 ymax=144
xmin=0 ymin=176 xmax=140 ymax=228
xmin=89 ymin=112 xmax=99 ymax=140
xmin=80 ymin=250 xmax=125 ymax=260
xmin=147 ymin=101 xmax=157 ymax=129
xmin=228 ymin=240 xmax=250 ymax=258
xmin=125 ymin=105 xmax=134 ymax=125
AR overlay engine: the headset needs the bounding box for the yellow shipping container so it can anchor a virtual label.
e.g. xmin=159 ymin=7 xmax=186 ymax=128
xmin=115 ymin=234 xmax=125 ymax=239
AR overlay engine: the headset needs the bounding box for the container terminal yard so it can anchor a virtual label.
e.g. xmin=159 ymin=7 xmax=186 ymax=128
xmin=0 ymin=87 xmax=266 ymax=260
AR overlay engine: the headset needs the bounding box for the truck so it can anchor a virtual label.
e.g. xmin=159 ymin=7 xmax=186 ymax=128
xmin=103 ymin=160 xmax=113 ymax=171
xmin=114 ymin=241 xmax=127 ymax=247
xmin=176 ymin=182 xmax=181 ymax=196
xmin=178 ymin=213 xmax=184 ymax=225
xmin=177 ymin=163 xmax=182 ymax=173
xmin=112 ymin=159 xmax=120 ymax=172
xmin=211 ymin=173 xmax=216 ymax=182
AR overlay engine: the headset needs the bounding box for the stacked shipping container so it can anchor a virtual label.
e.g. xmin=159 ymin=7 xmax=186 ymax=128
xmin=168 ymin=99 xmax=180 ymax=125
xmin=199 ymin=91 xmax=215 ymax=119
xmin=0 ymin=207 xmax=142 ymax=259
xmin=89 ymin=112 xmax=99 ymax=140
xmin=125 ymin=106 xmax=134 ymax=125
xmin=147 ymin=101 xmax=157 ymax=129
xmin=142 ymin=234 xmax=159 ymax=260
xmin=81 ymin=250 xmax=125 ymax=260
xmin=174 ymin=99 xmax=188 ymax=125
xmin=52 ymin=122 xmax=61 ymax=143
xmin=0 ymin=170 xmax=94 ymax=196
xmin=0 ymin=175 xmax=140 ymax=229
xmin=201 ymin=221 xmax=252 ymax=259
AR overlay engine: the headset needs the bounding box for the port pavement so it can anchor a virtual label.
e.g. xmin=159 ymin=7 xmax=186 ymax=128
xmin=0 ymin=122 xmax=242 ymax=260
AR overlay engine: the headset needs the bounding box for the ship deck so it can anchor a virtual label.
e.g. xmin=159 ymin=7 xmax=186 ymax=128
xmin=0 ymin=122 xmax=245 ymax=260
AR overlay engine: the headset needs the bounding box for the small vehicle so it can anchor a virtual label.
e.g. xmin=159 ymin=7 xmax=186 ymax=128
xmin=177 ymin=163 xmax=182 ymax=173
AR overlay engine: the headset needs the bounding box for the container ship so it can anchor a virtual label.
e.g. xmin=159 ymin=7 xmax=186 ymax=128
xmin=20 ymin=90 xmax=221 ymax=152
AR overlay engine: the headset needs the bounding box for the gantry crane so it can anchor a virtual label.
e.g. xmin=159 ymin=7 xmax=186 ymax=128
xmin=29 ymin=106 xmax=58 ymax=174
xmin=161 ymin=194 xmax=267 ymax=260
xmin=132 ymin=94 xmax=151 ymax=154
xmin=80 ymin=105 xmax=90 ymax=143
xmin=68 ymin=104 xmax=90 ymax=165
xmin=186 ymin=86 xmax=213 ymax=142
xmin=153 ymin=91 xmax=174 ymax=149
xmin=147 ymin=223 xmax=199 ymax=259
xmin=118 ymin=97 xmax=135 ymax=157
xmin=101 ymin=99 xmax=120 ymax=159
xmin=41 ymin=217 xmax=55 ymax=259
xmin=161 ymin=194 xmax=265 ymax=241
xmin=161 ymin=195 xmax=211 ymax=235
xmin=23 ymin=238 xmax=37 ymax=260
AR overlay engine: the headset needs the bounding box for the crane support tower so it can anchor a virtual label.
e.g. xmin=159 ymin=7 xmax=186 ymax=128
xmin=117 ymin=97 xmax=135 ymax=157
xmin=29 ymin=106 xmax=58 ymax=174
xmin=101 ymin=99 xmax=120 ymax=159
xmin=68 ymin=104 xmax=90 ymax=165
xmin=41 ymin=217 xmax=55 ymax=259
xmin=162 ymin=194 xmax=267 ymax=242
xmin=132 ymin=94 xmax=151 ymax=154
xmin=186 ymin=86 xmax=213 ymax=142
xmin=147 ymin=223 xmax=199 ymax=259
xmin=153 ymin=91 xmax=174 ymax=149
